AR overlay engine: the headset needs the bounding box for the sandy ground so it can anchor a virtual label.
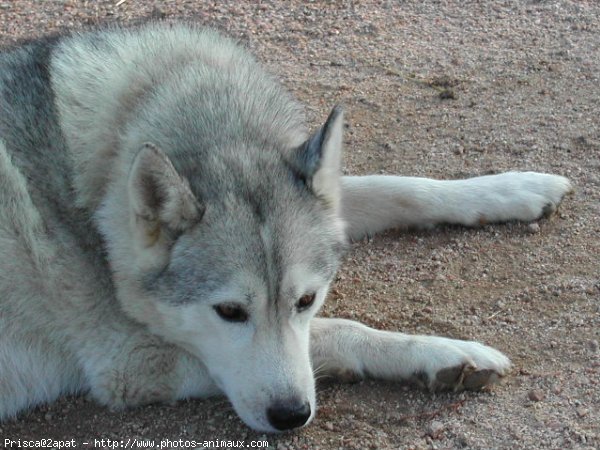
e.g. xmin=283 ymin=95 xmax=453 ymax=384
xmin=1 ymin=1 xmax=599 ymax=449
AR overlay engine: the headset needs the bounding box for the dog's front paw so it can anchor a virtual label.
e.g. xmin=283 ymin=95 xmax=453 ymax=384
xmin=516 ymin=172 xmax=573 ymax=220
xmin=493 ymin=172 xmax=573 ymax=222
xmin=87 ymin=341 xmax=181 ymax=409
xmin=416 ymin=339 xmax=511 ymax=392
xmin=91 ymin=372 xmax=177 ymax=410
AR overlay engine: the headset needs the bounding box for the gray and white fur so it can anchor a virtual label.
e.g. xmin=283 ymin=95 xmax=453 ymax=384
xmin=0 ymin=23 xmax=572 ymax=432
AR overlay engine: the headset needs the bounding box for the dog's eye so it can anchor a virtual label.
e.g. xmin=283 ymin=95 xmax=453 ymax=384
xmin=296 ymin=293 xmax=316 ymax=312
xmin=214 ymin=304 xmax=249 ymax=323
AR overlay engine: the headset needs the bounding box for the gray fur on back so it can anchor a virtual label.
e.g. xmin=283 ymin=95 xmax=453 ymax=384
xmin=1 ymin=23 xmax=311 ymax=216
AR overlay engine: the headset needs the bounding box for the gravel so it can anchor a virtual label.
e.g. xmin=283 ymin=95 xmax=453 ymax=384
xmin=528 ymin=389 xmax=545 ymax=402
xmin=1 ymin=1 xmax=599 ymax=449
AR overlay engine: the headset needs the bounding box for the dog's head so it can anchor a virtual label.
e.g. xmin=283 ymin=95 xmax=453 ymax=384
xmin=98 ymin=108 xmax=347 ymax=431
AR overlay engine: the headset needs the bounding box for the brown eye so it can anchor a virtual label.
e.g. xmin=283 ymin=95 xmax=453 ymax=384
xmin=296 ymin=293 xmax=316 ymax=312
xmin=214 ymin=304 xmax=249 ymax=323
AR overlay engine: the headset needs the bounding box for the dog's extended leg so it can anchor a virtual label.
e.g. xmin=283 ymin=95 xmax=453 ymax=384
xmin=341 ymin=172 xmax=572 ymax=239
xmin=310 ymin=318 xmax=510 ymax=391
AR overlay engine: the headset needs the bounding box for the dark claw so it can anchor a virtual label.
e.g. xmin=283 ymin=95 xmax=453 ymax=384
xmin=436 ymin=365 xmax=467 ymax=386
xmin=540 ymin=202 xmax=556 ymax=219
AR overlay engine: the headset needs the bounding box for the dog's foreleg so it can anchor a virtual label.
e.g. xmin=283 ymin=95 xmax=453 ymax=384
xmin=310 ymin=318 xmax=510 ymax=391
xmin=341 ymin=172 xmax=572 ymax=239
xmin=83 ymin=328 xmax=220 ymax=409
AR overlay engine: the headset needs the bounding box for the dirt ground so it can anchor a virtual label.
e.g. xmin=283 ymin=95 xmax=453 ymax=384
xmin=1 ymin=1 xmax=598 ymax=449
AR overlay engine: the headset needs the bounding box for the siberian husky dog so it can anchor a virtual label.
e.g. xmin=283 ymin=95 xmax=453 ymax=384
xmin=0 ymin=23 xmax=571 ymax=432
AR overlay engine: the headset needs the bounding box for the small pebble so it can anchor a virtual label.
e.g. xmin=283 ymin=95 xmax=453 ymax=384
xmin=324 ymin=421 xmax=334 ymax=431
xmin=527 ymin=222 xmax=540 ymax=234
xmin=588 ymin=339 xmax=599 ymax=352
xmin=576 ymin=407 xmax=589 ymax=418
xmin=383 ymin=142 xmax=396 ymax=152
xmin=455 ymin=433 xmax=469 ymax=447
xmin=528 ymin=389 xmax=545 ymax=402
xmin=427 ymin=420 xmax=444 ymax=439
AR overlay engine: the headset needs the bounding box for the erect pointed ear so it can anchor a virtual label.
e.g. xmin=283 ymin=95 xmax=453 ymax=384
xmin=128 ymin=143 xmax=204 ymax=248
xmin=294 ymin=106 xmax=344 ymax=210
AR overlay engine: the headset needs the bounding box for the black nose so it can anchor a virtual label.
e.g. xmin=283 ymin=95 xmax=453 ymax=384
xmin=267 ymin=400 xmax=311 ymax=431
